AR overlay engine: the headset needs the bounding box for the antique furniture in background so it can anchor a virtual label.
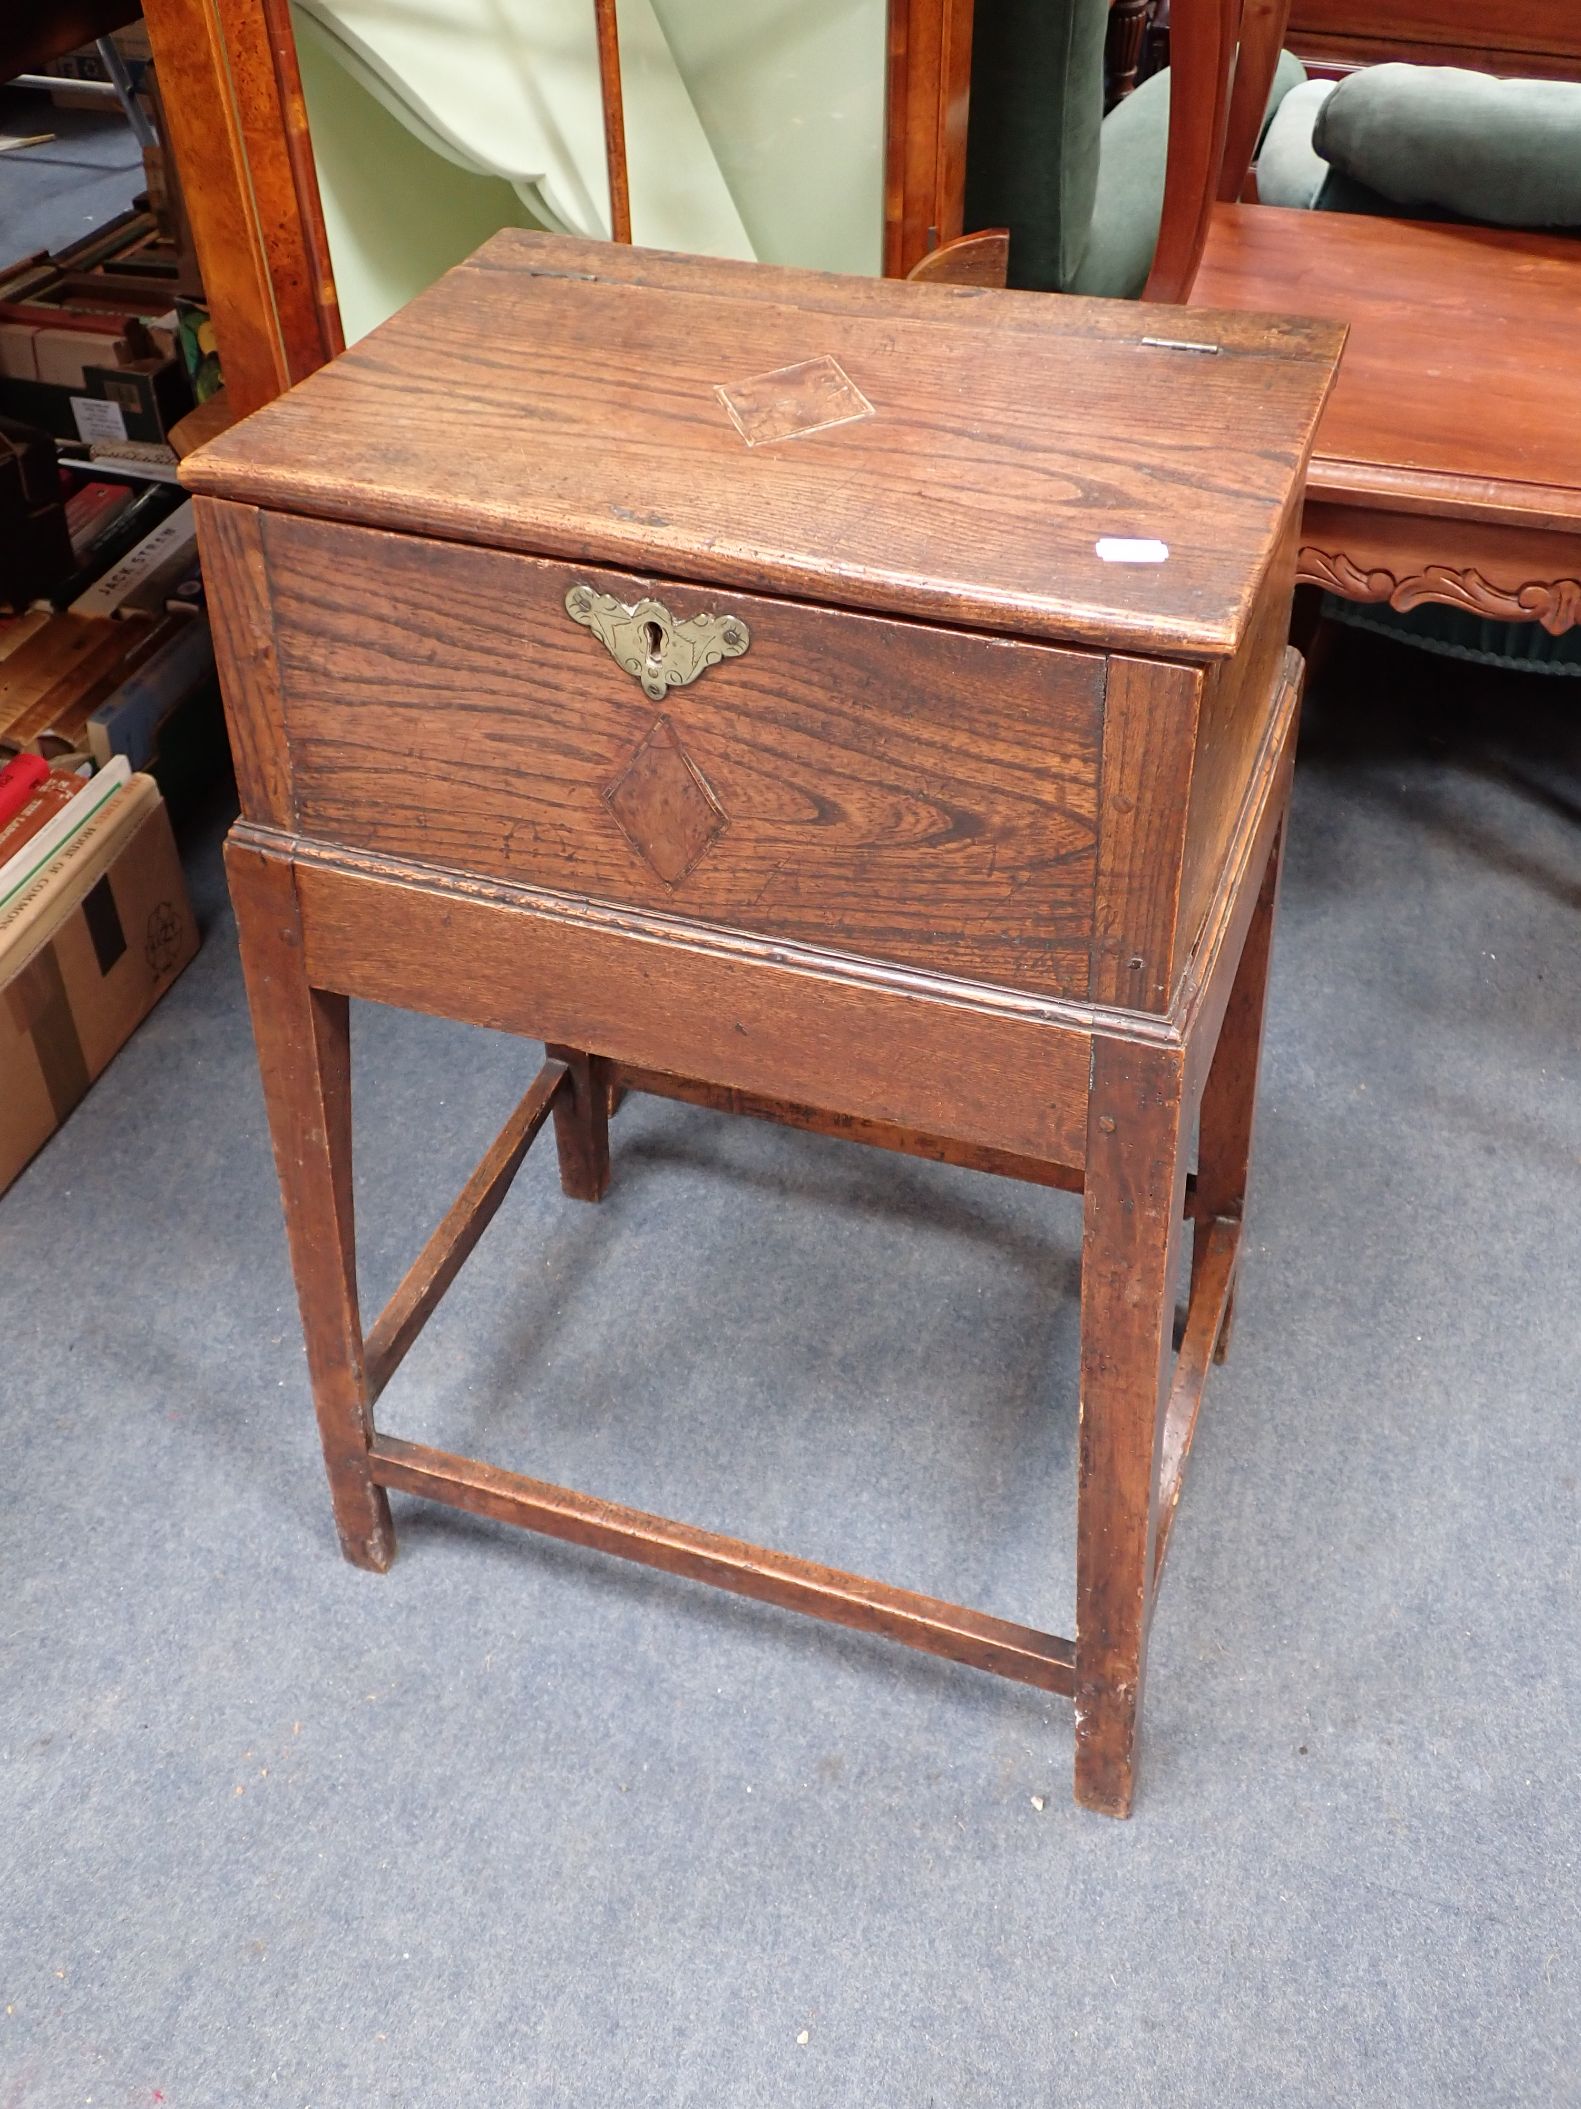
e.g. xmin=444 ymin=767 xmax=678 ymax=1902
xmin=1192 ymin=5 xmax=1581 ymax=662
xmin=1286 ymin=0 xmax=1581 ymax=83
xmin=1196 ymin=212 xmax=1581 ymax=664
xmin=186 ymin=231 xmax=1341 ymax=1816
xmin=1105 ymin=0 xmax=1164 ymax=103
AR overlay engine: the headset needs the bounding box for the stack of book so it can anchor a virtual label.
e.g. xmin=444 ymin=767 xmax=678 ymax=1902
xmin=0 ymin=436 xmax=212 ymax=1193
xmin=0 ymin=749 xmax=198 ymax=1193
xmin=2 ymin=457 xmax=213 ymax=770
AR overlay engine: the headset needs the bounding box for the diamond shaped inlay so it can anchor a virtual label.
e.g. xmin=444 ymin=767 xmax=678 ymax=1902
xmin=604 ymin=715 xmax=729 ymax=887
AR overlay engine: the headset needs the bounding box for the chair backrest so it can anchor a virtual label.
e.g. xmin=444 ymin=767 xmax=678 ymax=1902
xmin=1147 ymin=0 xmax=1295 ymax=297
xmin=1217 ymin=0 xmax=1296 ymax=205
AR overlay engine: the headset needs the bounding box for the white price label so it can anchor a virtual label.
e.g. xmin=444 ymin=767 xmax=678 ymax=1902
xmin=1096 ymin=538 xmax=1169 ymax=565
xmin=70 ymin=396 xmax=129 ymax=443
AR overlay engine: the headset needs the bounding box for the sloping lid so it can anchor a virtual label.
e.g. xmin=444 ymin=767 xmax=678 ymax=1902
xmin=183 ymin=233 xmax=1345 ymax=658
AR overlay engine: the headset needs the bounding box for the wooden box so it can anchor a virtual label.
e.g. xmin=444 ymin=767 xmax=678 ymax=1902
xmin=185 ymin=235 xmax=1342 ymax=1814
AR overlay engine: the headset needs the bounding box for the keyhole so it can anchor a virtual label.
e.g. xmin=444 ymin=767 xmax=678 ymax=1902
xmin=642 ymin=619 xmax=664 ymax=662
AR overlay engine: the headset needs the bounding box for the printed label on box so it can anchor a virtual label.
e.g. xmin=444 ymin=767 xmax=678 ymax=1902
xmin=71 ymin=396 xmax=128 ymax=443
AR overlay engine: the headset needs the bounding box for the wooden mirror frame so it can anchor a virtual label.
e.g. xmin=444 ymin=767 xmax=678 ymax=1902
xmin=139 ymin=0 xmax=975 ymax=417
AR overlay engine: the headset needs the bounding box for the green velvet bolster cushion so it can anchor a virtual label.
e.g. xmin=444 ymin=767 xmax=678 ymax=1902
xmin=1313 ymin=64 xmax=1581 ymax=229
xmin=1070 ymin=50 xmax=1307 ymax=299
xmin=1256 ymin=77 xmax=1419 ymax=219
xmin=1256 ymin=78 xmax=1337 ymax=209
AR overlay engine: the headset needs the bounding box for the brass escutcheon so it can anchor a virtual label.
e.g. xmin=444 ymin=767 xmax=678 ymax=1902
xmin=564 ymin=585 xmax=750 ymax=701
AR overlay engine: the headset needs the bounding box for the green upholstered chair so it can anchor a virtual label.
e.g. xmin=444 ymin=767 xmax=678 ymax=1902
xmin=963 ymin=0 xmax=1307 ymax=299
xmin=1255 ymin=62 xmax=1581 ymax=674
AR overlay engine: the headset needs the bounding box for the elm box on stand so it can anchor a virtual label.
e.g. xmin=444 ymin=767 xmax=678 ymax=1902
xmin=184 ymin=234 xmax=1342 ymax=1816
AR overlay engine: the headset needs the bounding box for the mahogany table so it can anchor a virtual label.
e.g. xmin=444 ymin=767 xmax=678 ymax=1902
xmin=1193 ymin=206 xmax=1581 ymax=651
xmin=186 ymin=234 xmax=1342 ymax=1815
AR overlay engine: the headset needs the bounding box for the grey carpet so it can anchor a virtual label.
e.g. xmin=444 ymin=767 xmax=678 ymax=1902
xmin=3 ymin=631 xmax=1578 ymax=2105
xmin=0 ymin=88 xmax=143 ymax=259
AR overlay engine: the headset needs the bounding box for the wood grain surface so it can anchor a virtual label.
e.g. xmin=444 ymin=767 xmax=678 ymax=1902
xmin=1173 ymin=500 xmax=1298 ymax=965
xmin=1192 ymin=206 xmax=1581 ymax=526
xmin=182 ymin=232 xmax=1343 ymax=659
xmin=884 ymin=0 xmax=976 ymax=277
xmin=272 ymin=832 xmax=1096 ymax=1168
xmin=1074 ymin=1032 xmax=1188 ymax=1818
xmin=194 ymin=498 xmax=295 ymax=827
xmin=200 ymin=223 xmax=1324 ymax=1815
xmin=1088 ymin=656 xmax=1202 ymax=1010
xmin=261 ymin=515 xmax=1106 ymax=998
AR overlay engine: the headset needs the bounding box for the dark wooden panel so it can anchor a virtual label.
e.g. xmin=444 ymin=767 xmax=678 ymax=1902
xmin=1289 ymin=0 xmax=1581 ymax=70
xmin=263 ymin=515 xmax=1105 ymax=998
xmin=1177 ymin=651 xmax=1301 ymax=1110
xmin=183 ymin=232 xmax=1345 ymax=661
xmin=2 ymin=0 xmax=138 ymax=76
xmin=278 ymin=835 xmax=1095 ymax=1168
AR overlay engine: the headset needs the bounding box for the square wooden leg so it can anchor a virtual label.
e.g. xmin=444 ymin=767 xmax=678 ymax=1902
xmin=227 ymin=839 xmax=395 ymax=1572
xmin=1194 ymin=820 xmax=1285 ymax=1363
xmin=1073 ymin=1036 xmax=1188 ymax=1817
xmin=547 ymin=1042 xmax=613 ymax=1202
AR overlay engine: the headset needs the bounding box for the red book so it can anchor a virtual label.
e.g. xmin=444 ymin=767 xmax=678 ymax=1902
xmin=0 ymin=767 xmax=84 ymax=866
xmin=0 ymin=753 xmax=48 ymax=826
xmin=64 ymin=480 xmax=135 ymax=561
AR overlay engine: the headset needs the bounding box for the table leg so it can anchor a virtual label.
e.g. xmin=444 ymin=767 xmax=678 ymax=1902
xmin=1193 ymin=820 xmax=1285 ymax=1363
xmin=547 ymin=1043 xmax=612 ymax=1201
xmin=1074 ymin=1036 xmax=1188 ymax=1816
xmin=227 ymin=840 xmax=395 ymax=1572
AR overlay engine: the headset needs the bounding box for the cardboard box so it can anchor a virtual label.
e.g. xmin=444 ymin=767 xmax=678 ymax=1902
xmin=0 ymin=776 xmax=198 ymax=1193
